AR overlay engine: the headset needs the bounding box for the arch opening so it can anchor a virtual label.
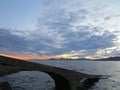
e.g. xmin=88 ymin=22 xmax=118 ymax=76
xmin=1 ymin=71 xmax=55 ymax=90
xmin=48 ymin=72 xmax=71 ymax=90
xmin=1 ymin=70 xmax=72 ymax=90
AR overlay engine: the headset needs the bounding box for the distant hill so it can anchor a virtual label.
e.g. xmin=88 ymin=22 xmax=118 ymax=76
xmin=96 ymin=57 xmax=120 ymax=61
xmin=48 ymin=58 xmax=90 ymax=61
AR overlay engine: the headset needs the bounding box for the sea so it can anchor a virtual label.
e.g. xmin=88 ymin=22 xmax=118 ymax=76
xmin=0 ymin=60 xmax=120 ymax=90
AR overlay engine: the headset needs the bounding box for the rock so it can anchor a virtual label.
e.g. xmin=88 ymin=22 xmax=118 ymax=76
xmin=79 ymin=77 xmax=100 ymax=89
xmin=0 ymin=82 xmax=12 ymax=90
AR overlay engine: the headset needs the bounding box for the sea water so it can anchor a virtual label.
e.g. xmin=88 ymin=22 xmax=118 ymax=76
xmin=1 ymin=60 xmax=120 ymax=90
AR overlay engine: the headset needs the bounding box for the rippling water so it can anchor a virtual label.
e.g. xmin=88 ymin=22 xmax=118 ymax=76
xmin=1 ymin=60 xmax=120 ymax=90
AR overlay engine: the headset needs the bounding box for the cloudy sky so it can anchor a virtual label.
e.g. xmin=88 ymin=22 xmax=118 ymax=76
xmin=0 ymin=0 xmax=120 ymax=60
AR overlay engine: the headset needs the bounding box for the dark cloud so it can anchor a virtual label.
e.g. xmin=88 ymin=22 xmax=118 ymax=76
xmin=0 ymin=0 xmax=120 ymax=57
xmin=35 ymin=7 xmax=117 ymax=55
xmin=0 ymin=29 xmax=29 ymax=52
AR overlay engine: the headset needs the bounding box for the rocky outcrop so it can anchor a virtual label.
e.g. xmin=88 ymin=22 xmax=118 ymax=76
xmin=0 ymin=82 xmax=12 ymax=90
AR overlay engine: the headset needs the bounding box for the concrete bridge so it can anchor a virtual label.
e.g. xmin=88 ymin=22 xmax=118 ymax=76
xmin=0 ymin=56 xmax=100 ymax=90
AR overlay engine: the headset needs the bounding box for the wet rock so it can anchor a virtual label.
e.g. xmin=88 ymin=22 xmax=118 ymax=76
xmin=0 ymin=82 xmax=12 ymax=90
xmin=79 ymin=77 xmax=100 ymax=89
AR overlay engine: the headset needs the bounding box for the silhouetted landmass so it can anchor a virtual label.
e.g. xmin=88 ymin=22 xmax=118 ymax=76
xmin=96 ymin=57 xmax=120 ymax=61
xmin=48 ymin=58 xmax=90 ymax=61
xmin=28 ymin=57 xmax=120 ymax=61
xmin=29 ymin=58 xmax=90 ymax=61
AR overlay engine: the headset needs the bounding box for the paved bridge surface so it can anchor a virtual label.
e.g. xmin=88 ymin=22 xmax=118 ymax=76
xmin=0 ymin=56 xmax=100 ymax=90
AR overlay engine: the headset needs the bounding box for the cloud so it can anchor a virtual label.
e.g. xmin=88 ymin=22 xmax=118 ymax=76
xmin=0 ymin=29 xmax=30 ymax=52
xmin=0 ymin=0 xmax=120 ymax=58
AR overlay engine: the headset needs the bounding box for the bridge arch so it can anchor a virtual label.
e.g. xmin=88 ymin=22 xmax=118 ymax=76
xmin=17 ymin=70 xmax=72 ymax=90
xmin=1 ymin=70 xmax=71 ymax=90
xmin=0 ymin=56 xmax=101 ymax=90
xmin=47 ymin=72 xmax=71 ymax=90
xmin=20 ymin=70 xmax=72 ymax=90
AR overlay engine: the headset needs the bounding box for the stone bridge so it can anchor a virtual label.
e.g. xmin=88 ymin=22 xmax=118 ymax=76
xmin=0 ymin=56 xmax=100 ymax=90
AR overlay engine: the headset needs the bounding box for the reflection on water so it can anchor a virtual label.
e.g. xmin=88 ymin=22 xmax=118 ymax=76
xmin=1 ymin=60 xmax=120 ymax=90
xmin=0 ymin=71 xmax=55 ymax=90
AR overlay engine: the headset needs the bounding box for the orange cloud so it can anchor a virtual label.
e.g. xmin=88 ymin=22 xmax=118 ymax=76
xmin=0 ymin=53 xmax=57 ymax=60
xmin=54 ymin=54 xmax=79 ymax=59
xmin=0 ymin=52 xmax=80 ymax=60
xmin=1 ymin=49 xmax=110 ymax=61
xmin=0 ymin=54 xmax=30 ymax=60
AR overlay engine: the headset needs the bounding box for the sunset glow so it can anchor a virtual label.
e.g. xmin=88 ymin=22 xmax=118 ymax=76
xmin=0 ymin=53 xmax=79 ymax=60
xmin=0 ymin=54 xmax=30 ymax=60
xmin=55 ymin=54 xmax=79 ymax=59
xmin=85 ymin=56 xmax=95 ymax=60
xmin=0 ymin=1 xmax=120 ymax=90
xmin=0 ymin=53 xmax=53 ymax=60
xmin=0 ymin=0 xmax=120 ymax=60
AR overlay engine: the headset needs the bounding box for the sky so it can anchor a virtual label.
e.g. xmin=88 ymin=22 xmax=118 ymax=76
xmin=0 ymin=0 xmax=120 ymax=60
